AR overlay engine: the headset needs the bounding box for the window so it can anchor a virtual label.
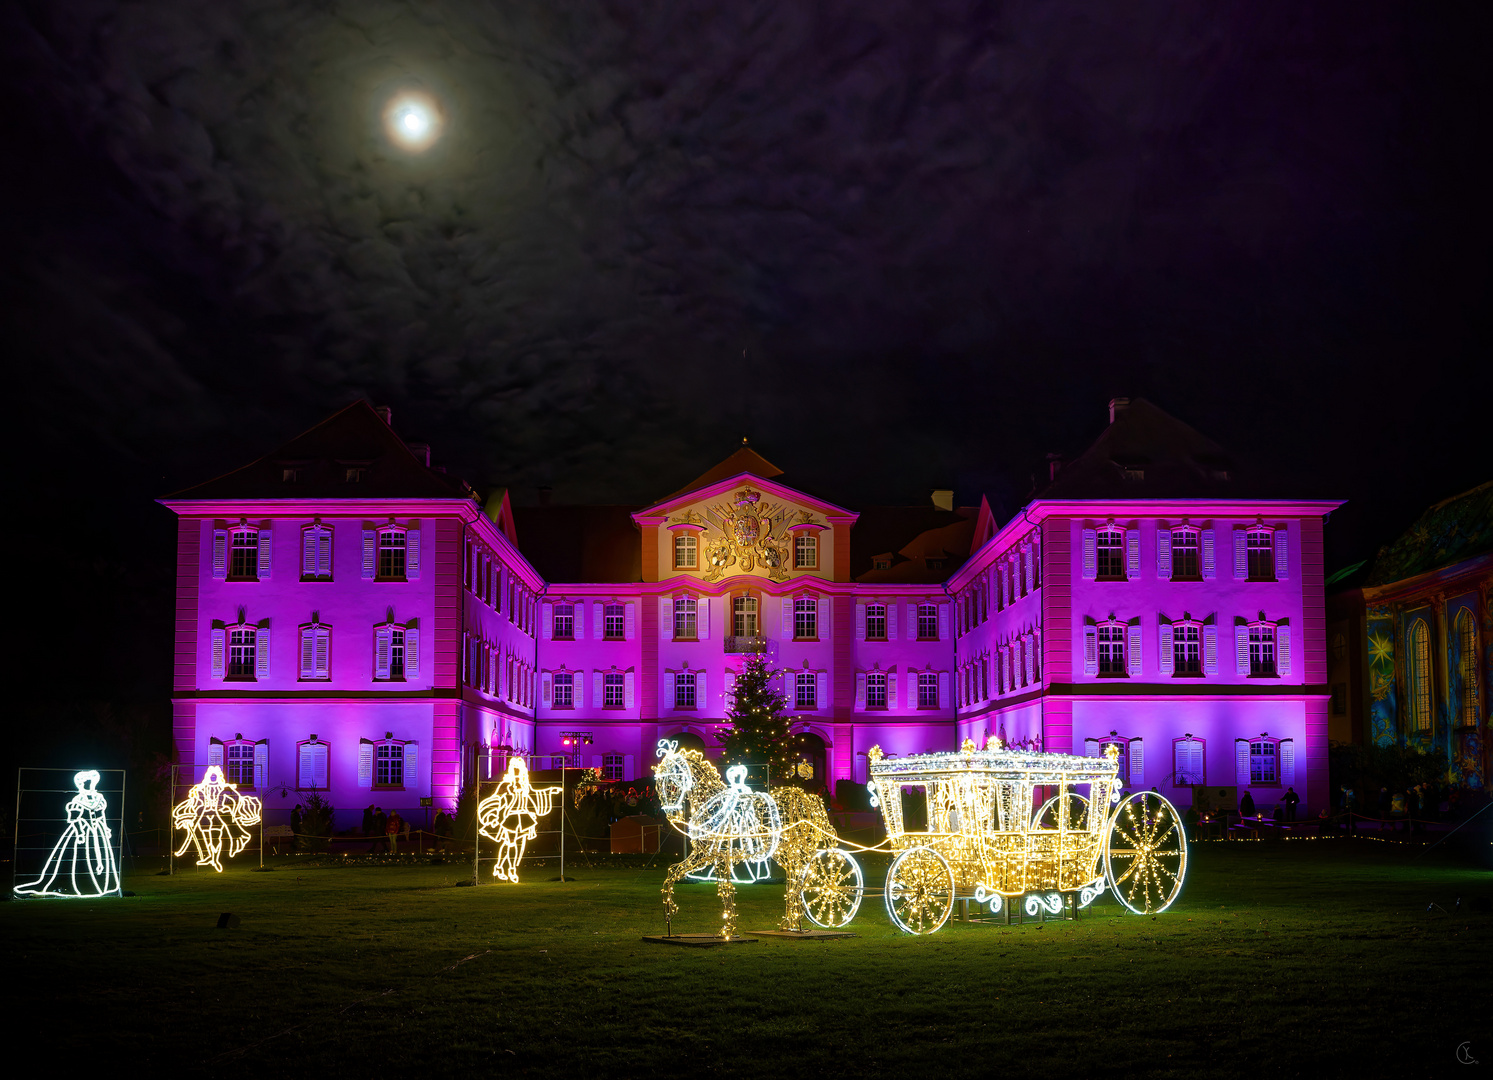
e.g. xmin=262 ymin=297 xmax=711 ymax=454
xmin=1098 ymin=624 xmax=1126 ymax=676
xmin=1249 ymin=624 xmax=1276 ymax=677
xmin=1246 ymin=529 xmax=1275 ymax=581
xmin=917 ymin=604 xmax=938 ymax=640
xmin=604 ymin=672 xmax=625 ymax=708
xmin=553 ymin=672 xmax=574 ymax=708
xmin=1096 ymin=528 xmax=1125 ymax=579
xmin=1457 ymin=610 xmax=1480 ymax=726
xmin=1173 ymin=623 xmax=1202 ymax=676
xmin=674 ymin=596 xmax=697 ymax=640
xmin=604 ymin=603 xmax=626 ymax=640
xmin=865 ymin=603 xmax=887 ymax=640
xmin=297 ymin=739 xmax=329 ymax=790
xmin=345 ymin=466 xmax=367 ymax=483
xmin=374 ymin=622 xmax=418 ymax=681
xmin=228 ymin=628 xmax=257 ymax=679
xmin=1173 ymin=737 xmax=1205 ymax=785
xmin=553 ymin=603 xmax=574 ymax=640
xmin=918 ymin=672 xmax=938 ymax=709
xmin=299 ymin=623 xmax=331 ymax=680
xmin=301 ymin=525 xmax=333 ymax=580
xmin=794 ymin=533 xmax=818 ymax=569
xmin=674 ymin=533 xmax=698 ymax=570
xmin=796 ymin=672 xmax=817 ymax=709
xmin=1250 ymin=739 xmax=1277 ymax=784
xmin=1409 ymin=618 xmax=1431 ymax=731
xmin=226 ymin=742 xmax=256 ymax=788
xmin=733 ymin=595 xmax=759 ymax=638
xmin=1099 ymin=739 xmax=1128 ymax=781
xmin=794 ymin=597 xmax=817 ymax=640
xmin=866 ymin=672 xmax=887 ymax=709
xmin=674 ymin=671 xmax=697 ymax=708
xmin=229 ymin=529 xmax=259 ymax=580
xmin=603 ymin=753 xmax=624 ymax=782
xmin=1171 ymin=529 xmax=1200 ymax=579
xmin=376 ymin=742 xmax=405 ymax=787
xmin=389 ymin=628 xmax=406 ymax=679
xmin=378 ymin=529 xmax=406 ymax=580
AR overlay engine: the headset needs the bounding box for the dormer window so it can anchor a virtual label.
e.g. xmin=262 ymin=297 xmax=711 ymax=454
xmin=345 ymin=467 xmax=368 ymax=483
xmin=281 ymin=467 xmax=303 ymax=483
xmin=794 ymin=533 xmax=818 ymax=570
xmin=674 ymin=533 xmax=698 ymax=570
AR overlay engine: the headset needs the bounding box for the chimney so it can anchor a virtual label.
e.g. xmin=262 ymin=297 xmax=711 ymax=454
xmin=1046 ymin=452 xmax=1064 ymax=482
xmin=374 ymin=405 xmax=393 ymax=426
xmin=1108 ymin=397 xmax=1130 ymax=424
xmin=407 ymin=442 xmax=431 ymax=467
xmin=931 ymin=489 xmax=954 ymax=512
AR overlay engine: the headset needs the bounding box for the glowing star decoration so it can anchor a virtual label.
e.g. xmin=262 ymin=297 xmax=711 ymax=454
xmin=654 ymin=740 xmax=836 ymax=939
xmin=15 ymin=771 xmax=121 ymax=898
xmin=172 ymin=766 xmax=262 ymax=873
xmin=382 ymin=89 xmax=444 ymax=152
xmin=477 ymin=758 xmax=562 ymax=882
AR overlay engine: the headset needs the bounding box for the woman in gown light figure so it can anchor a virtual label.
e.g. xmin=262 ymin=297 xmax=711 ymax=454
xmin=15 ymin=770 xmax=121 ymax=897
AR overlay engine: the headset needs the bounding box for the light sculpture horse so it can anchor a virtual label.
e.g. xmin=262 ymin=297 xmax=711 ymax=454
xmin=654 ymin=739 xmax=836 ymax=939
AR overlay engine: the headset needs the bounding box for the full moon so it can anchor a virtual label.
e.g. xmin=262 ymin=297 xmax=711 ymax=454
xmin=382 ymin=90 xmax=444 ymax=152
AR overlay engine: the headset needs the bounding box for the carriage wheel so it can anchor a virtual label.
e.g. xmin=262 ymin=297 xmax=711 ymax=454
xmin=1031 ymin=793 xmax=1091 ymax=832
xmin=884 ymin=847 xmax=954 ymax=935
xmin=801 ymin=849 xmax=864 ymax=929
xmin=1104 ymin=792 xmax=1188 ymax=914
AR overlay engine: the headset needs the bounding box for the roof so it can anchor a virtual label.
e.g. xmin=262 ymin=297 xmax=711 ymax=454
xmin=512 ymin=506 xmax=644 ymax=584
xmin=164 ymin=400 xmax=473 ymax=502
xmin=853 ymin=507 xmax=977 ymax=583
xmin=1036 ymin=398 xmax=1239 ymax=500
xmin=1364 ymin=481 xmax=1493 ymax=587
xmin=662 ymin=442 xmax=784 ymax=502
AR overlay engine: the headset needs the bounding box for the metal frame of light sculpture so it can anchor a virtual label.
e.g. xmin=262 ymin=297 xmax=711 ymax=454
xmin=14 ymin=770 xmax=121 ymax=898
xmin=800 ymin=848 xmax=865 ymax=928
xmin=1103 ymin=791 xmax=1189 ymax=914
xmin=172 ymin=766 xmax=263 ymax=873
xmin=477 ymin=758 xmax=562 ymax=882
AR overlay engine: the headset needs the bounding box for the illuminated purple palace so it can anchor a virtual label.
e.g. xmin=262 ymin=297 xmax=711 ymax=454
xmin=162 ymin=397 xmax=1338 ymax=822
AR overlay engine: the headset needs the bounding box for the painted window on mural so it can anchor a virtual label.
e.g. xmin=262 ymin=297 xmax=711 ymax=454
xmin=603 ymin=672 xmax=625 ymax=708
xmin=1246 ymin=529 xmax=1275 ymax=581
xmin=228 ymin=628 xmax=257 ymax=679
xmin=865 ymin=603 xmax=887 ymax=640
xmin=1096 ymin=528 xmax=1125 ymax=579
xmin=376 ymin=742 xmax=405 ymax=787
xmin=377 ymin=529 xmax=407 ymax=580
xmin=796 ymin=672 xmax=817 ymax=709
xmin=1171 ymin=529 xmax=1201 ymax=579
xmin=1173 ymin=623 xmax=1202 ymax=676
xmin=604 ymin=603 xmax=626 ymax=639
xmin=674 ymin=533 xmax=698 ymax=570
xmin=553 ymin=672 xmax=574 ymax=708
xmin=1410 ymin=618 xmax=1431 ymax=731
xmin=226 ymin=742 xmax=256 ymax=788
xmin=1457 ymin=610 xmax=1480 ymax=726
xmin=1249 ymin=739 xmax=1277 ymax=784
xmin=917 ymin=604 xmax=938 ymax=640
xmin=229 ymin=529 xmax=259 ymax=580
xmin=1173 ymin=737 xmax=1205 ymax=785
xmin=733 ymin=595 xmax=759 ymax=638
xmin=918 ymin=671 xmax=938 ymax=708
xmin=794 ymin=533 xmax=817 ymax=569
xmin=673 ymin=596 xmax=697 ymax=639
xmin=866 ymin=672 xmax=887 ymax=708
xmin=603 ymin=753 xmax=625 ymax=781
xmin=553 ymin=603 xmax=574 ymax=640
xmin=1098 ymin=624 xmax=1126 ymax=676
xmin=795 ymin=597 xmax=818 ymax=640
xmin=1249 ymin=624 xmax=1276 ymax=677
xmin=674 ymin=671 xmax=696 ymax=708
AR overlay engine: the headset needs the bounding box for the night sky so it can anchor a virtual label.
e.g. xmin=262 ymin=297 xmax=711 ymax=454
xmin=3 ymin=2 xmax=1487 ymax=763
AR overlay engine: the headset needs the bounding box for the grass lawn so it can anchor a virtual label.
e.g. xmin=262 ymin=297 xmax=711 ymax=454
xmin=4 ymin=839 xmax=1489 ymax=1077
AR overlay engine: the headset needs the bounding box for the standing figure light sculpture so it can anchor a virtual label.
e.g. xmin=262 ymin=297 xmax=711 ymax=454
xmin=477 ymin=758 xmax=561 ymax=882
xmin=15 ymin=770 xmax=121 ymax=898
xmin=172 ymin=766 xmax=263 ymax=873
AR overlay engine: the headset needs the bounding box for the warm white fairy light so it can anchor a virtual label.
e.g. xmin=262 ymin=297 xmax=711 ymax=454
xmin=15 ymin=770 xmax=120 ymax=898
xmin=172 ymin=766 xmax=262 ymax=873
xmin=477 ymin=758 xmax=562 ymax=882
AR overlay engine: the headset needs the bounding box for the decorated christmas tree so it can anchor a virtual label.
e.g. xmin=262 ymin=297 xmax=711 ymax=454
xmin=717 ymin=652 xmax=795 ymax=786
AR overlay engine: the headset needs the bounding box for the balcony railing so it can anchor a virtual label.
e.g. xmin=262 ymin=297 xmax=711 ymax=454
xmin=723 ymin=635 xmax=767 ymax=654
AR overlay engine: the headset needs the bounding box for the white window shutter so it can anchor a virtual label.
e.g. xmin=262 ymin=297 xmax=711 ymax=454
xmin=1130 ymin=624 xmax=1145 ymax=677
xmin=698 ymin=596 xmax=710 ymax=640
xmin=315 ymin=627 xmax=330 ymax=679
xmin=695 ymin=670 xmax=705 ymax=710
xmin=1281 ymin=740 xmax=1295 ymax=785
xmin=1277 ymin=626 xmax=1291 ymax=676
xmin=211 ymin=628 xmax=226 ymax=678
xmin=938 ymin=604 xmax=950 ymax=641
xmin=594 ymin=602 xmax=605 ymax=640
xmin=625 ymin=602 xmax=635 ymax=640
xmin=887 ymin=670 xmax=898 ymax=710
xmin=255 ymin=626 xmax=271 ymax=679
xmin=302 ymin=530 xmax=318 ymax=577
xmin=318 ymin=530 xmax=332 ymax=577
xmin=887 ymin=603 xmax=898 ymax=640
xmin=542 ymin=603 xmax=553 ymax=640
xmin=1025 ymin=638 xmax=1035 ymax=684
xmin=1204 ymin=625 xmax=1218 ymax=674
xmin=660 ymin=598 xmax=672 ymax=640
xmin=257 ymin=529 xmax=272 ymax=579
xmin=816 ymin=671 xmax=828 ymax=710
xmin=855 ymin=672 xmax=867 ymax=709
xmin=1084 ymin=737 xmax=1100 ymax=757
xmin=300 ymin=628 xmax=315 ymax=679
xmin=624 ymin=754 xmax=635 ymax=777
xmin=298 ymin=742 xmax=314 ymax=788
xmin=405 ymin=627 xmax=420 ymax=678
xmin=725 ymin=669 xmax=737 ymax=706
xmin=1081 ymin=529 xmax=1097 ymax=580
xmin=254 ymin=742 xmax=268 ymax=789
xmin=1126 ymin=530 xmax=1141 ymax=580
xmin=1083 ymin=626 xmax=1098 ymax=675
xmin=782 ymin=597 xmax=794 ymax=635
xmin=406 ymin=528 xmax=421 ymax=580
xmin=362 ymin=531 xmax=376 ymax=579
xmin=664 ymin=671 xmax=677 ymax=706
xmin=359 ymin=740 xmax=374 ymax=788
xmin=856 ymin=603 xmax=866 ymax=641
xmin=998 ymin=566 xmax=1008 ymax=608
xmin=542 ymin=671 xmax=552 ymax=705
xmin=1129 ymin=739 xmax=1144 ymax=787
xmin=1233 ymin=527 xmax=1248 ymax=579
xmin=404 ymin=742 xmax=418 ymax=787
xmin=593 ymin=671 xmax=604 ymax=708
xmin=1236 ymin=625 xmax=1251 ymax=675
xmin=212 ymin=530 xmax=228 ymax=579
xmin=1157 ymin=530 xmax=1172 ymax=579
xmin=208 ymin=739 xmax=224 ymax=767
xmin=1201 ymin=529 xmax=1216 ymax=579
xmin=1274 ymin=526 xmax=1289 ymax=580
xmin=1236 ymin=739 xmax=1251 ymax=786
xmin=625 ymin=671 xmax=636 ymax=709
xmin=1158 ymin=624 xmax=1173 ymax=676
xmin=1025 ymin=547 xmax=1035 ymax=592
xmin=375 ymin=626 xmax=392 ymax=680
xmin=819 ymin=596 xmax=830 ymax=638
xmin=938 ymin=671 xmax=950 ymax=709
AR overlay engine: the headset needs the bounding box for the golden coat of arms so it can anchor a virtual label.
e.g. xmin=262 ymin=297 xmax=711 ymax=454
xmin=687 ymin=487 xmax=799 ymax=582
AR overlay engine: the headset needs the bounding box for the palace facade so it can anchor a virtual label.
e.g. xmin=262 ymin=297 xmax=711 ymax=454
xmin=162 ymin=397 xmax=1340 ymax=821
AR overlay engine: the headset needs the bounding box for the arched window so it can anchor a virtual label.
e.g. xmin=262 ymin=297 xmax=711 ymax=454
xmin=1096 ymin=528 xmax=1125 ymax=579
xmin=1456 ymin=610 xmax=1480 ymax=727
xmin=1409 ymin=618 xmax=1432 ymax=731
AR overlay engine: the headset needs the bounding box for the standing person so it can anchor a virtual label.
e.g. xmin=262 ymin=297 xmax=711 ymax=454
xmin=362 ymin=804 xmax=376 ymax=837
xmin=372 ymin=807 xmax=387 ymax=853
xmin=290 ymin=804 xmax=304 ymax=835
xmin=1282 ymin=787 xmax=1300 ymax=821
xmin=1239 ymin=789 xmax=1256 ymax=820
xmin=387 ymin=809 xmax=404 ymax=855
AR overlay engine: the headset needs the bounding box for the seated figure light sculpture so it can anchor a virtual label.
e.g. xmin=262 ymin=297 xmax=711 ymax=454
xmin=172 ymin=765 xmax=263 ymax=873
xmin=476 ymin=758 xmax=562 ymax=882
xmin=15 ymin=770 xmax=121 ymax=898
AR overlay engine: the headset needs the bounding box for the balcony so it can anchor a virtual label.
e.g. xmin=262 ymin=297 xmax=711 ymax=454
xmin=723 ymin=635 xmax=767 ymax=655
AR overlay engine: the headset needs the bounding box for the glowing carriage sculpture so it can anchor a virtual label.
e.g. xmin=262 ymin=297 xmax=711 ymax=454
xmin=798 ymin=741 xmax=1189 ymax=934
